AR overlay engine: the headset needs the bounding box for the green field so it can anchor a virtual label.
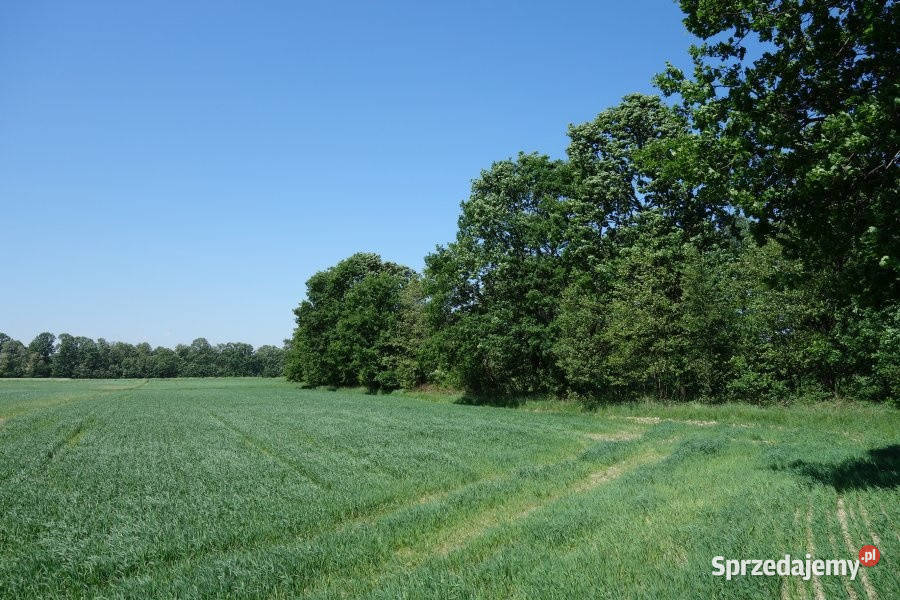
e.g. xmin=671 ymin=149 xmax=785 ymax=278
xmin=0 ymin=379 xmax=897 ymax=599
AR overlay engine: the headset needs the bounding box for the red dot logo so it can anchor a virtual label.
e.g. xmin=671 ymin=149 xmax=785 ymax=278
xmin=859 ymin=545 xmax=880 ymax=567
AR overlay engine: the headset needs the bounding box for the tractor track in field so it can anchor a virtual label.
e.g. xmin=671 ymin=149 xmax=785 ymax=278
xmin=305 ymin=447 xmax=670 ymax=599
xmin=806 ymin=501 xmax=826 ymax=600
xmin=622 ymin=416 xmax=721 ymax=427
xmin=4 ymin=380 xmax=897 ymax=600
xmin=83 ymin=466 xmax=513 ymax=594
xmin=251 ymin=412 xmax=408 ymax=481
xmin=855 ymin=499 xmax=881 ymax=546
xmin=39 ymin=381 xmax=149 ymax=466
xmin=0 ymin=412 xmax=97 ymax=486
xmin=0 ymin=391 xmax=97 ymax=424
xmin=876 ymin=504 xmax=900 ymax=543
xmin=802 ymin=494 xmax=888 ymax=600
xmin=828 ymin=528 xmax=860 ymax=600
xmin=0 ymin=389 xmax=123 ymax=485
xmin=83 ymin=434 xmax=601 ymax=594
xmin=434 ymin=449 xmax=666 ymax=558
xmin=584 ymin=431 xmax=643 ymax=442
xmin=93 ymin=378 xmax=150 ymax=392
xmin=781 ymin=509 xmax=807 ymax=600
xmin=0 ymin=381 xmax=145 ymax=450
xmin=207 ymin=411 xmax=330 ymax=489
xmin=86 ymin=428 xmax=646 ymax=595
xmin=46 ymin=416 xmax=94 ymax=460
xmin=837 ymin=497 xmax=878 ymax=600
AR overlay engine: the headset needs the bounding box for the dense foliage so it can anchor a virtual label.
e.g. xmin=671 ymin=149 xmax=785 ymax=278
xmin=0 ymin=332 xmax=285 ymax=378
xmin=285 ymin=253 xmax=425 ymax=391
xmin=287 ymin=0 xmax=897 ymax=404
xmin=424 ymin=154 xmax=572 ymax=396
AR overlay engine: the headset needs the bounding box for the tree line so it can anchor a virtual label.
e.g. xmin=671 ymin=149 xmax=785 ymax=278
xmin=0 ymin=333 xmax=285 ymax=379
xmin=286 ymin=0 xmax=898 ymax=404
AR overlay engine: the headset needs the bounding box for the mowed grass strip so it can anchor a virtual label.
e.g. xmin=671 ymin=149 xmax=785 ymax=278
xmin=0 ymin=378 xmax=896 ymax=599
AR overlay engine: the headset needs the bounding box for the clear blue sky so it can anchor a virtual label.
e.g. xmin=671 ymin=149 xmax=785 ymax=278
xmin=2 ymin=0 xmax=696 ymax=348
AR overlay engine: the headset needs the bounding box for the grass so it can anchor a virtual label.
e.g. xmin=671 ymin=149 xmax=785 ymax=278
xmin=0 ymin=378 xmax=896 ymax=599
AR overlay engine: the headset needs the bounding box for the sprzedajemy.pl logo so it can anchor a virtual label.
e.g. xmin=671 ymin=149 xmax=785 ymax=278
xmin=712 ymin=546 xmax=880 ymax=582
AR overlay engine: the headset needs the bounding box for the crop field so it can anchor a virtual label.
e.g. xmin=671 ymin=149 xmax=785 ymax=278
xmin=0 ymin=378 xmax=897 ymax=599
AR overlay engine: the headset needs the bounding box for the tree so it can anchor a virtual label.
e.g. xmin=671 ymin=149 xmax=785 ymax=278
xmin=0 ymin=331 xmax=283 ymax=379
xmin=286 ymin=253 xmax=423 ymax=391
xmin=652 ymin=0 xmax=899 ymax=398
xmin=109 ymin=342 xmax=136 ymax=378
xmin=424 ymin=153 xmax=572 ymax=396
xmin=152 ymin=347 xmax=180 ymax=378
xmin=52 ymin=334 xmax=78 ymax=378
xmin=26 ymin=333 xmax=55 ymax=377
xmin=181 ymin=338 xmax=217 ymax=377
xmin=95 ymin=338 xmax=112 ymax=378
xmin=0 ymin=339 xmax=28 ymax=378
xmin=656 ymin=0 xmax=899 ymax=305
xmin=556 ymin=211 xmax=698 ymax=401
xmin=70 ymin=337 xmax=100 ymax=378
xmin=218 ymin=342 xmax=254 ymax=376
xmin=569 ymin=94 xmax=689 ymax=234
xmin=254 ymin=345 xmax=286 ymax=377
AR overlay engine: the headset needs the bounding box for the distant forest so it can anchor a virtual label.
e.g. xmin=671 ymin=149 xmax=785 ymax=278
xmin=285 ymin=0 xmax=898 ymax=405
xmin=0 ymin=333 xmax=285 ymax=379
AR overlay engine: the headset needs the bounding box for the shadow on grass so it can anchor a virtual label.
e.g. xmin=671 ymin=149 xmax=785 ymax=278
xmin=454 ymin=393 xmax=525 ymax=408
xmin=774 ymin=445 xmax=899 ymax=491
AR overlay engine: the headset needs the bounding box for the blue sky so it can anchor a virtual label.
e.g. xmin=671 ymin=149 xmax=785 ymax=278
xmin=2 ymin=0 xmax=696 ymax=348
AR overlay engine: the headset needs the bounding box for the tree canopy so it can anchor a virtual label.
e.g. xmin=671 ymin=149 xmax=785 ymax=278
xmin=286 ymin=1 xmax=897 ymax=404
xmin=0 ymin=332 xmax=285 ymax=379
xmin=285 ymin=253 xmax=425 ymax=391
